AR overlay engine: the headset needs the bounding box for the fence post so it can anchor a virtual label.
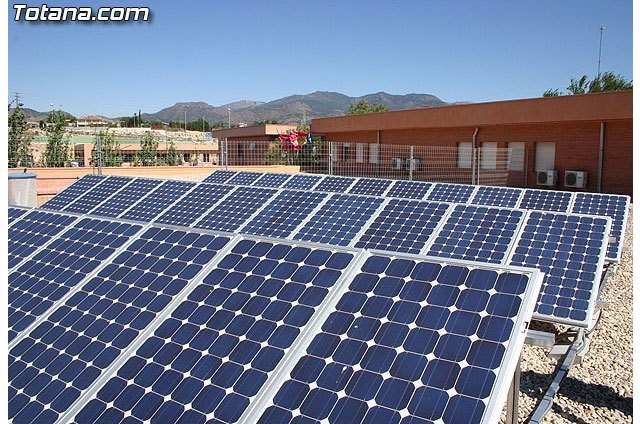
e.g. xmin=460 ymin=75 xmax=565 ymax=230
xmin=96 ymin=134 xmax=103 ymax=176
xmin=329 ymin=141 xmax=334 ymax=176
xmin=409 ymin=145 xmax=414 ymax=181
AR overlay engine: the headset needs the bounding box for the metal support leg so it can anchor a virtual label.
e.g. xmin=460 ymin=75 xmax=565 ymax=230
xmin=506 ymin=355 xmax=521 ymax=424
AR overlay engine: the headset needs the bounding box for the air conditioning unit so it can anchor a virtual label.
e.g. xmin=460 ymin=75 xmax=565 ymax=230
xmin=564 ymin=171 xmax=587 ymax=189
xmin=405 ymin=158 xmax=421 ymax=172
xmin=391 ymin=158 xmax=404 ymax=170
xmin=536 ymin=170 xmax=557 ymax=186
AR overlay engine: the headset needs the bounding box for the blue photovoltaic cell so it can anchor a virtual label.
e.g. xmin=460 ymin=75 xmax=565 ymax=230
xmin=195 ymin=186 xmax=278 ymax=232
xmin=571 ymin=193 xmax=629 ymax=261
xmin=354 ymin=199 xmax=450 ymax=254
xmin=471 ymin=186 xmax=523 ymax=208
xmin=518 ymin=189 xmax=572 ymax=212
xmin=155 ymin=183 xmax=234 ymax=227
xmin=8 ymin=218 xmax=142 ymax=342
xmin=293 ymin=194 xmax=384 ymax=246
xmin=508 ymin=211 xmax=608 ymax=325
xmin=259 ymin=256 xmax=535 ymax=424
xmin=426 ymin=183 xmax=476 ymax=203
xmin=253 ymin=173 xmax=292 ymax=188
xmin=426 ymin=205 xmax=525 ymax=264
xmin=120 ymin=180 xmax=196 ymax=223
xmin=63 ymin=176 xmax=133 ymax=214
xmin=227 ymin=172 xmax=264 ymax=186
xmin=203 ymin=170 xmax=238 ymax=184
xmin=314 ymin=176 xmax=356 ymax=193
xmin=9 ymin=207 xmax=28 ymax=225
xmin=348 ymin=178 xmax=393 ymax=197
xmin=387 ymin=180 xmax=433 ymax=200
xmin=8 ymin=228 xmax=230 ymax=424
xmin=90 ymin=178 xmax=163 ymax=218
xmin=241 ymin=190 xmax=327 ymax=238
xmin=75 ymin=240 xmax=355 ymax=424
xmin=41 ymin=175 xmax=107 ymax=211
xmin=282 ymin=174 xmax=323 ymax=190
xmin=9 ymin=210 xmax=78 ymax=269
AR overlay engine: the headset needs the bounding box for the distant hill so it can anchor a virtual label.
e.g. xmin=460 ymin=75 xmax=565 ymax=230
xmin=140 ymin=91 xmax=448 ymax=125
xmin=19 ymin=108 xmax=75 ymax=122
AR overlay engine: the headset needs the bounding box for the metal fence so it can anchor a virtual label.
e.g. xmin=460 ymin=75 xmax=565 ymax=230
xmin=219 ymin=140 xmax=528 ymax=187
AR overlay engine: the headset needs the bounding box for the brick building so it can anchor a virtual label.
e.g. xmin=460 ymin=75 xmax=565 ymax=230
xmin=211 ymin=124 xmax=297 ymax=166
xmin=311 ymin=91 xmax=632 ymax=195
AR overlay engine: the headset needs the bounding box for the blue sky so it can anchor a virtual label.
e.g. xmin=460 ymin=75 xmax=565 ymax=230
xmin=7 ymin=0 xmax=633 ymax=117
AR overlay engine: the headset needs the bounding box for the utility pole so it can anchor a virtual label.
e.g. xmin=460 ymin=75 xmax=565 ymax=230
xmin=597 ymin=25 xmax=605 ymax=78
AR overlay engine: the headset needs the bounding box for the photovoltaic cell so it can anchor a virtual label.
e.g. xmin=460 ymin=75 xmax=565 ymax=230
xmin=120 ymin=180 xmax=196 ymax=223
xmin=508 ymin=211 xmax=609 ymax=326
xmin=90 ymin=178 xmax=163 ymax=218
xmin=63 ymin=176 xmax=133 ymax=214
xmin=258 ymin=256 xmax=540 ymax=424
xmin=426 ymin=205 xmax=525 ymax=264
xmin=571 ymin=193 xmax=629 ymax=261
xmin=293 ymin=194 xmax=384 ymax=246
xmin=348 ymin=178 xmax=393 ymax=196
xmin=518 ymin=189 xmax=572 ymax=212
xmin=8 ymin=228 xmax=230 ymax=424
xmin=314 ymin=176 xmax=356 ymax=193
xmin=41 ymin=175 xmax=107 ymax=211
xmin=241 ymin=190 xmax=327 ymax=238
xmin=471 ymin=186 xmax=523 ymax=208
xmin=354 ymin=199 xmax=450 ymax=254
xmin=387 ymin=180 xmax=433 ymax=200
xmin=155 ymin=183 xmax=234 ymax=227
xmin=282 ymin=174 xmax=323 ymax=190
xmin=227 ymin=172 xmax=264 ymax=186
xmin=195 ymin=186 xmax=278 ymax=232
xmin=9 ymin=218 xmax=143 ymax=342
xmin=253 ymin=173 xmax=292 ymax=188
xmin=426 ymin=183 xmax=476 ymax=203
xmin=9 ymin=207 xmax=29 ymax=225
xmin=75 ymin=239 xmax=355 ymax=424
xmin=9 ymin=210 xmax=78 ymax=269
xmin=203 ymin=170 xmax=238 ymax=184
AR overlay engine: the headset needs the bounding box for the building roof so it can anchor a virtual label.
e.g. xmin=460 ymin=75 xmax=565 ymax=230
xmin=211 ymin=124 xmax=297 ymax=139
xmin=311 ymin=90 xmax=632 ymax=133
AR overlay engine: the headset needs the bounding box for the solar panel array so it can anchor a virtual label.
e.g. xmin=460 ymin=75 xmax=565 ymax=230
xmin=62 ymin=176 xmax=133 ymax=215
xmin=40 ymin=175 xmax=106 ymax=211
xmin=9 ymin=206 xmax=29 ymax=225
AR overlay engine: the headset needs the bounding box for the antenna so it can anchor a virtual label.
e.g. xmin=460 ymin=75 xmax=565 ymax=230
xmin=597 ymin=25 xmax=605 ymax=78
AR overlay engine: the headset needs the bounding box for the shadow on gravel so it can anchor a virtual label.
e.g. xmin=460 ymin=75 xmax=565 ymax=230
xmin=521 ymin=370 xmax=633 ymax=418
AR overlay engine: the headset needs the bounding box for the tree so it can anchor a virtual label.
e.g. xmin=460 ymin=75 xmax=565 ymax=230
xmin=90 ymin=131 xmax=122 ymax=167
xmin=44 ymin=110 xmax=69 ymax=167
xmin=543 ymin=89 xmax=562 ymax=97
xmin=8 ymin=104 xmax=33 ymax=168
xmin=165 ymin=141 xmax=180 ymax=166
xmin=347 ymin=100 xmax=389 ymax=115
xmin=139 ymin=131 xmax=158 ymax=166
xmin=544 ymin=72 xmax=632 ymax=96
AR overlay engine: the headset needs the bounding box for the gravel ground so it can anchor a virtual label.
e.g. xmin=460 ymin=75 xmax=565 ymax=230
xmin=501 ymin=206 xmax=633 ymax=423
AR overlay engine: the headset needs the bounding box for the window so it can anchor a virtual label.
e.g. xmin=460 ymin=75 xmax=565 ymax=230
xmin=458 ymin=142 xmax=472 ymax=168
xmin=356 ymin=143 xmax=364 ymax=163
xmin=183 ymin=153 xmax=190 ymax=163
xmin=535 ymin=142 xmax=555 ymax=171
xmin=203 ymin=153 xmax=210 ymax=163
xmin=342 ymin=144 xmax=351 ymax=162
xmin=508 ymin=142 xmax=525 ymax=171
xmin=369 ymin=143 xmax=379 ymax=164
xmin=480 ymin=142 xmax=497 ymax=170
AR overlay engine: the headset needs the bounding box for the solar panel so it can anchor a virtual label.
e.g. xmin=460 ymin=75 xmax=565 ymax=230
xmin=426 ymin=183 xmax=477 ymax=203
xmin=194 ymin=186 xmax=278 ymax=232
xmin=8 ymin=227 xmax=231 ymax=424
xmin=314 ymin=176 xmax=356 ymax=193
xmin=203 ymin=170 xmax=238 ymax=184
xmin=292 ymin=194 xmax=384 ymax=246
xmin=90 ymin=178 xmax=163 ymax=218
xmin=9 ymin=210 xmax=78 ymax=270
xmin=387 ymin=180 xmax=433 ymax=199
xmin=227 ymin=171 xmax=264 ymax=186
xmin=154 ymin=183 xmax=234 ymax=227
xmin=40 ymin=175 xmax=106 ymax=211
xmin=255 ymin=255 xmax=542 ymax=424
xmin=348 ymin=178 xmax=393 ymax=196
xmin=571 ymin=193 xmax=629 ymax=261
xmin=507 ymin=211 xmax=610 ymax=326
xmin=62 ymin=176 xmax=133 ymax=214
xmin=74 ymin=239 xmax=357 ymax=424
xmin=120 ymin=180 xmax=196 ymax=223
xmin=240 ymin=190 xmax=327 ymax=238
xmin=9 ymin=217 xmax=143 ymax=342
xmin=282 ymin=174 xmax=323 ymax=190
xmin=354 ymin=199 xmax=451 ymax=254
xmin=9 ymin=207 xmax=29 ymax=225
xmin=253 ymin=173 xmax=292 ymax=188
xmin=426 ymin=205 xmax=525 ymax=264
xmin=471 ymin=186 xmax=523 ymax=208
xmin=518 ymin=188 xmax=573 ymax=212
